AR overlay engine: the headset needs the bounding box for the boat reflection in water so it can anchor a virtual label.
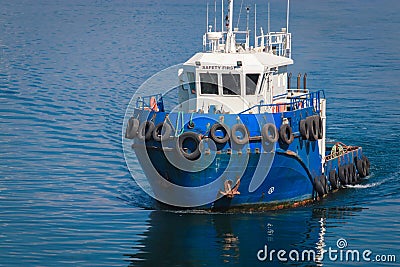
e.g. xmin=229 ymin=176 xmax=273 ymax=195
xmin=125 ymin=207 xmax=364 ymax=266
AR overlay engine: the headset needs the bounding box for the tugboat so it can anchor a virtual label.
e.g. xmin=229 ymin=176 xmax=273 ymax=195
xmin=124 ymin=0 xmax=370 ymax=210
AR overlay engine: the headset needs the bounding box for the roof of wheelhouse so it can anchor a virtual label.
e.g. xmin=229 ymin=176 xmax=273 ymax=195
xmin=184 ymin=52 xmax=293 ymax=69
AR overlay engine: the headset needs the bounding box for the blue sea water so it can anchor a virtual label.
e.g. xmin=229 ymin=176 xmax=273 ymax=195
xmin=0 ymin=0 xmax=399 ymax=266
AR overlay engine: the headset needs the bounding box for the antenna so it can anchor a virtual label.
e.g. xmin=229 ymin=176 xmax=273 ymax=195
xmin=228 ymin=0 xmax=233 ymax=33
xmin=286 ymin=0 xmax=290 ymax=32
xmin=206 ymin=2 xmax=209 ymax=31
xmin=221 ymin=0 xmax=224 ymax=32
xmin=268 ymin=0 xmax=270 ymax=34
xmin=246 ymin=6 xmax=250 ymax=32
xmin=254 ymin=4 xmax=257 ymax=47
xmin=214 ymin=0 xmax=217 ymax=31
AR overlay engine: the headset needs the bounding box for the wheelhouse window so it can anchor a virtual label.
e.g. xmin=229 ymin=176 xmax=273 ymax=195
xmin=222 ymin=73 xmax=241 ymax=95
xmin=187 ymin=72 xmax=196 ymax=94
xmin=245 ymin=74 xmax=260 ymax=95
xmin=200 ymin=73 xmax=218 ymax=94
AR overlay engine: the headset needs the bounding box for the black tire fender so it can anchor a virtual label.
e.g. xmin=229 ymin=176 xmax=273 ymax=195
xmin=314 ymin=176 xmax=325 ymax=198
xmin=177 ymin=131 xmax=201 ymax=160
xmin=307 ymin=116 xmax=318 ymax=141
xmin=279 ymin=123 xmax=294 ymax=145
xmin=210 ymin=123 xmax=230 ymax=144
xmin=299 ymin=119 xmax=309 ymax=140
xmin=152 ymin=122 xmax=172 ymax=142
xmin=125 ymin=117 xmax=140 ymax=139
xmin=231 ymin=124 xmax=249 ymax=145
xmin=137 ymin=121 xmax=155 ymax=141
xmin=262 ymin=123 xmax=279 ymax=143
xmin=356 ymin=158 xmax=367 ymax=178
xmin=316 ymin=115 xmax=323 ymax=139
xmin=329 ymin=169 xmax=339 ymax=190
xmin=338 ymin=165 xmax=347 ymax=185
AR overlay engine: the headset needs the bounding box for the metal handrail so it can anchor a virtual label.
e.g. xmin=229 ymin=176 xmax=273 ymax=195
xmin=238 ymin=90 xmax=325 ymax=114
xmin=136 ymin=93 xmax=164 ymax=112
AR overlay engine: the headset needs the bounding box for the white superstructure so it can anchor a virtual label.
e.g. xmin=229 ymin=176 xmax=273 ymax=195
xmin=178 ymin=0 xmax=298 ymax=114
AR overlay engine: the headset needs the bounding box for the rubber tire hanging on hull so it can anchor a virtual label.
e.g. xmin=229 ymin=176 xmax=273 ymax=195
xmin=137 ymin=121 xmax=155 ymax=141
xmin=319 ymin=175 xmax=328 ymax=195
xmin=152 ymin=122 xmax=172 ymax=142
xmin=357 ymin=156 xmax=370 ymax=178
xmin=307 ymin=116 xmax=318 ymax=141
xmin=338 ymin=165 xmax=348 ymax=185
xmin=231 ymin=124 xmax=249 ymax=145
xmin=317 ymin=115 xmax=323 ymax=139
xmin=299 ymin=119 xmax=309 ymax=140
xmin=262 ymin=123 xmax=279 ymax=143
xmin=210 ymin=123 xmax=230 ymax=144
xmin=329 ymin=169 xmax=339 ymax=190
xmin=314 ymin=176 xmax=325 ymax=198
xmin=279 ymin=124 xmax=294 ymax=145
xmin=125 ymin=117 xmax=140 ymax=139
xmin=177 ymin=131 xmax=201 ymax=160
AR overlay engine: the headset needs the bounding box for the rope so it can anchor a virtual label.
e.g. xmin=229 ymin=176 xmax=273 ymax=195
xmin=175 ymin=111 xmax=185 ymax=137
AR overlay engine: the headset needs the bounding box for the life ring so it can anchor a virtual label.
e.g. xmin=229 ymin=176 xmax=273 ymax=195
xmin=262 ymin=123 xmax=279 ymax=143
xmin=307 ymin=116 xmax=318 ymax=141
xmin=299 ymin=119 xmax=309 ymax=140
xmin=150 ymin=96 xmax=159 ymax=112
xmin=313 ymin=176 xmax=325 ymax=198
xmin=137 ymin=121 xmax=155 ymax=141
xmin=152 ymin=122 xmax=172 ymax=142
xmin=177 ymin=131 xmax=201 ymax=160
xmin=279 ymin=123 xmax=294 ymax=145
xmin=210 ymin=123 xmax=230 ymax=144
xmin=125 ymin=117 xmax=140 ymax=139
xmin=231 ymin=124 xmax=249 ymax=145
xmin=329 ymin=169 xmax=339 ymax=190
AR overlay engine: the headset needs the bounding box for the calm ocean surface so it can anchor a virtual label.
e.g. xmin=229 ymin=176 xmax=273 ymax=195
xmin=1 ymin=0 xmax=399 ymax=266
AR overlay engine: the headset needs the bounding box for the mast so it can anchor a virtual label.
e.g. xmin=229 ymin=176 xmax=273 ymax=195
xmin=254 ymin=4 xmax=257 ymax=47
xmin=214 ymin=0 xmax=217 ymax=31
xmin=206 ymin=2 xmax=209 ymax=32
xmin=286 ymin=0 xmax=290 ymax=32
xmin=225 ymin=0 xmax=235 ymax=52
xmin=221 ymin=0 xmax=224 ymax=33
xmin=268 ymin=1 xmax=270 ymax=34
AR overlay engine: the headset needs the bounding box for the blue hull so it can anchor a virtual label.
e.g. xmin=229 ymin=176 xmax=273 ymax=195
xmin=126 ymin=91 xmax=369 ymax=210
xmin=141 ymin=148 xmax=315 ymax=210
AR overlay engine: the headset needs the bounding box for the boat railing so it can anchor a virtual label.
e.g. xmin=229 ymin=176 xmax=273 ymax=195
xmin=256 ymin=32 xmax=291 ymax=58
xmin=238 ymin=90 xmax=325 ymax=114
xmin=325 ymin=142 xmax=360 ymax=161
xmin=136 ymin=93 xmax=165 ymax=112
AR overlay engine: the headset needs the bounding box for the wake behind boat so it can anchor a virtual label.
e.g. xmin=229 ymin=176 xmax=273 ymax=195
xmin=123 ymin=0 xmax=370 ymax=210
